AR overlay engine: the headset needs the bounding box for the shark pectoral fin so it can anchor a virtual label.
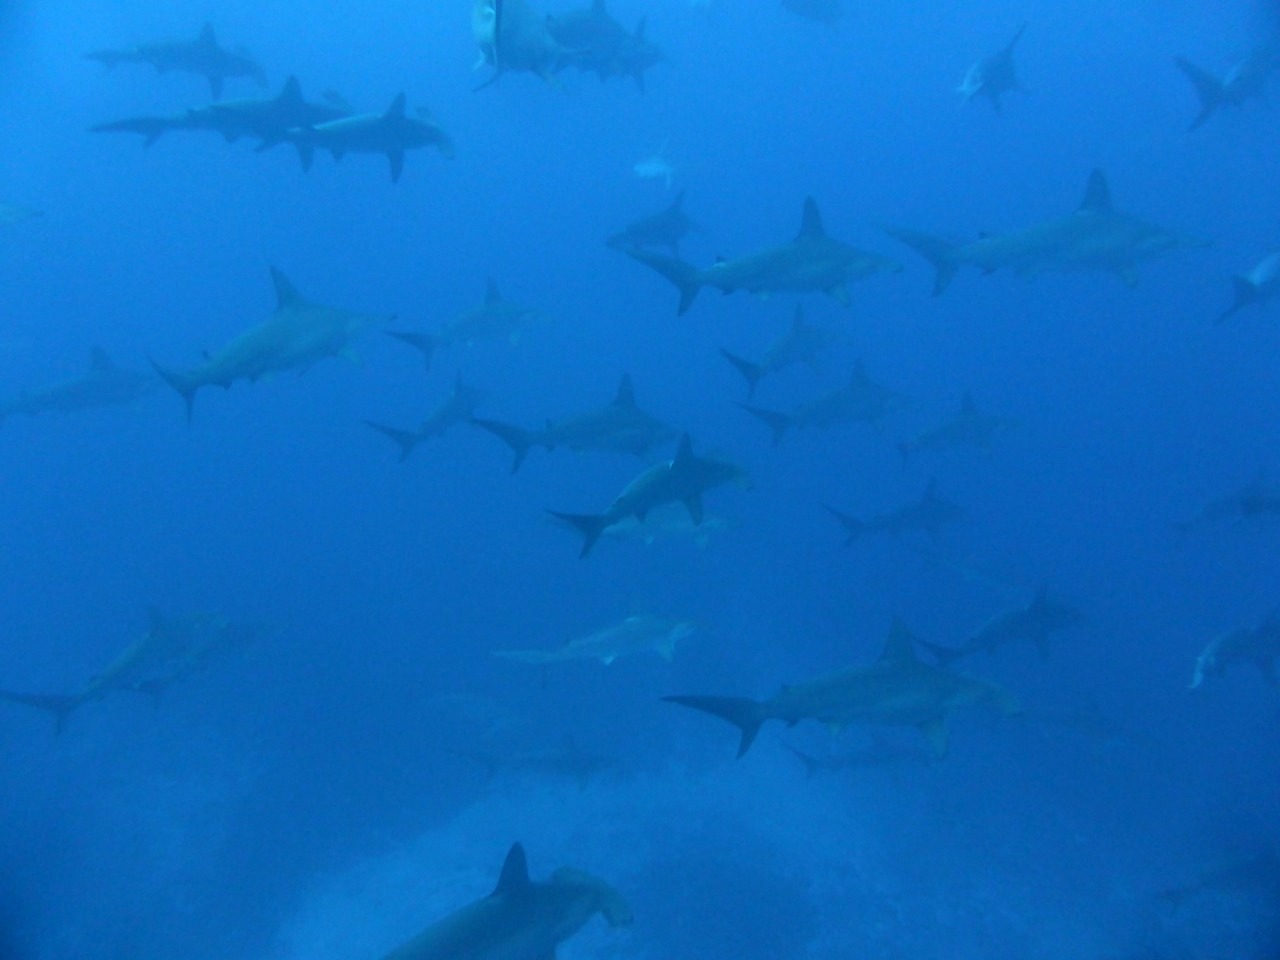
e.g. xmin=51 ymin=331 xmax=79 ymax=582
xmin=918 ymin=717 xmax=949 ymax=757
xmin=683 ymin=494 xmax=704 ymax=525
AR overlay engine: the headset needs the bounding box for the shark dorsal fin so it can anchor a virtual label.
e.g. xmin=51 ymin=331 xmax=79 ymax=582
xmin=492 ymin=843 xmax=531 ymax=896
xmin=614 ymin=374 xmax=636 ymax=407
xmin=1079 ymin=170 xmax=1112 ymax=214
xmin=89 ymin=346 xmax=116 ymax=372
xmin=270 ymin=267 xmax=303 ymax=309
xmin=384 ymin=92 xmax=407 ymax=120
xmin=278 ymin=75 xmax=303 ymax=105
xmin=960 ymin=390 xmax=977 ymax=415
xmin=797 ymin=197 xmax=826 ymax=240
xmin=484 ymin=278 xmax=502 ymax=304
xmin=197 ymin=22 xmax=217 ymax=47
xmin=880 ymin=616 xmax=920 ymax=664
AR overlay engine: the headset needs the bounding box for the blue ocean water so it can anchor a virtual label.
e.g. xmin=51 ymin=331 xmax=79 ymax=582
xmin=1 ymin=0 xmax=1278 ymax=957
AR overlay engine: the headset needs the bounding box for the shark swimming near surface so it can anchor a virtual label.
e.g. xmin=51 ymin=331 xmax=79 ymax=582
xmin=1174 ymin=48 xmax=1277 ymax=130
xmin=494 ymin=614 xmax=697 ymax=665
xmin=151 ymin=267 xmax=392 ymax=420
xmin=665 ymin=616 xmax=1020 ymax=758
xmin=720 ymin=304 xmax=836 ymax=401
xmin=626 ymin=197 xmax=901 ymax=315
xmin=0 ymin=347 xmax=154 ymax=426
xmin=549 ymin=433 xmax=746 ymax=558
xmin=389 ymin=279 xmax=544 ymax=371
xmin=471 ymin=374 xmax=677 ymax=473
xmin=884 ymin=169 xmax=1209 ymax=295
xmin=380 ymin=843 xmax=631 ymax=960
xmin=1217 ymin=249 xmax=1280 ymax=323
xmin=738 ymin=359 xmax=902 ymax=445
xmin=84 ymin=22 xmax=267 ymax=100
xmin=958 ymin=24 xmax=1026 ymax=113
xmin=366 ymin=371 xmax=488 ymax=462
xmin=826 ymin=478 xmax=966 ymax=545
xmin=1189 ymin=611 xmax=1280 ymax=689
xmin=607 ymin=190 xmax=698 ymax=256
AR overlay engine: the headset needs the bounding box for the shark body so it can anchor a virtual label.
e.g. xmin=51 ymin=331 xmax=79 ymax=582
xmin=0 ymin=347 xmax=153 ymax=426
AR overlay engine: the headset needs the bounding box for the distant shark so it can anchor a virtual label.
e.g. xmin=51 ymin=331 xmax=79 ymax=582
xmin=367 ymin=371 xmax=488 ymax=462
xmin=781 ymin=0 xmax=843 ymax=28
xmin=632 ymin=141 xmax=676 ymax=188
xmin=1174 ymin=473 xmax=1280 ymax=533
xmin=1174 ymin=48 xmax=1277 ymax=130
xmin=665 ymin=616 xmax=1020 ymax=758
xmin=548 ymin=0 xmax=668 ymax=90
xmin=84 ymin=22 xmax=267 ymax=100
xmin=607 ymin=190 xmax=698 ymax=256
xmin=922 ymin=583 xmax=1084 ymax=663
xmin=285 ymin=93 xmax=453 ymax=182
xmin=389 ymin=279 xmax=544 ymax=371
xmin=380 ymin=843 xmax=631 ymax=960
xmin=1156 ymin=848 xmax=1280 ymax=913
xmin=626 ymin=197 xmax=901 ymax=315
xmin=884 ymin=169 xmax=1209 ymax=295
xmin=0 ymin=609 xmax=262 ymax=733
xmin=452 ymin=735 xmax=615 ymax=789
xmin=0 ymin=346 xmax=154 ymax=426
xmin=738 ymin=359 xmax=902 ymax=445
xmin=1218 ymin=249 xmax=1280 ymax=323
xmin=495 ymin=614 xmax=697 ymax=665
xmin=575 ymin=502 xmax=735 ymax=549
xmin=151 ymin=267 xmax=392 ymax=420
xmin=1190 ymin=611 xmax=1280 ymax=689
xmin=549 ymin=433 xmax=746 ymax=558
xmin=720 ymin=305 xmax=836 ymax=400
xmin=473 ymin=0 xmax=569 ymax=88
xmin=897 ymin=391 xmax=1009 ymax=463
xmin=826 ymin=478 xmax=965 ymax=545
xmin=471 ymin=374 xmax=677 ymax=472
xmin=958 ymin=24 xmax=1026 ymax=113
xmin=0 ymin=202 xmax=41 ymax=225
xmin=91 ymin=76 xmax=350 ymax=150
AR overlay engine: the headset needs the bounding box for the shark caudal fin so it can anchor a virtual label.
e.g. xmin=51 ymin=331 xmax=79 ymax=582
xmin=1217 ymin=275 xmax=1259 ymax=324
xmin=0 ymin=690 xmax=83 ymax=735
xmin=738 ymin=403 xmax=794 ymax=446
xmin=824 ymin=504 xmax=865 ymax=545
xmin=1174 ymin=57 xmax=1225 ymax=130
xmin=387 ymin=330 xmax=439 ymax=371
xmin=364 ymin=420 xmax=422 ymax=462
xmin=149 ymin=358 xmax=200 ymax=422
xmin=470 ymin=417 xmax=538 ymax=473
xmin=881 ymin=225 xmax=961 ymax=296
xmin=720 ymin=349 xmax=764 ymax=400
xmin=547 ymin=510 xmax=611 ymax=559
xmin=622 ymin=248 xmax=702 ymax=315
xmin=663 ymin=694 xmax=767 ymax=758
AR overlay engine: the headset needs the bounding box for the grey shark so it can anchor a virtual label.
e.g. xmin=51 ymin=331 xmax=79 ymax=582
xmin=739 ymin=359 xmax=902 ymax=445
xmin=781 ymin=0 xmax=843 ymax=28
xmin=389 ymin=279 xmax=544 ymax=371
xmin=548 ymin=0 xmax=668 ymax=90
xmin=367 ymin=371 xmax=488 ymax=462
xmin=151 ymin=267 xmax=392 ymax=420
xmin=471 ymin=374 xmax=677 ymax=472
xmin=1175 ymin=48 xmax=1277 ymax=130
xmin=625 ymin=196 xmax=902 ymax=315
xmin=1156 ymin=849 xmax=1280 ymax=912
xmin=581 ymin=502 xmax=735 ymax=549
xmin=958 ymin=24 xmax=1026 ymax=113
xmin=0 ymin=346 xmax=154 ymax=426
xmin=1218 ymin=249 xmax=1280 ymax=323
xmin=85 ymin=22 xmax=267 ymax=100
xmin=607 ymin=190 xmax=697 ymax=256
xmin=474 ymin=0 xmax=569 ymax=88
xmin=897 ymin=391 xmax=1009 ymax=463
xmin=0 ymin=609 xmax=262 ymax=733
xmin=285 ymin=92 xmax=453 ymax=182
xmin=827 ymin=479 xmax=965 ymax=545
xmin=1174 ymin=474 xmax=1280 ymax=533
xmin=664 ymin=616 xmax=1020 ymax=758
xmin=495 ymin=614 xmax=697 ymax=665
xmin=885 ymin=169 xmax=1209 ymax=295
xmin=1190 ymin=611 xmax=1280 ymax=689
xmin=381 ymin=843 xmax=631 ymax=960
xmin=91 ymin=76 xmax=350 ymax=150
xmin=720 ymin=304 xmax=836 ymax=400
xmin=549 ymin=433 xmax=746 ymax=558
xmin=923 ymin=583 xmax=1084 ymax=663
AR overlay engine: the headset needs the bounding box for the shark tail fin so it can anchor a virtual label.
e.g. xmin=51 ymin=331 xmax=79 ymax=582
xmin=881 ymin=225 xmax=960 ymax=296
xmin=547 ymin=510 xmax=611 ymax=559
xmin=0 ymin=690 xmax=82 ymax=734
xmin=739 ymin=403 xmax=793 ymax=446
xmin=824 ymin=504 xmax=864 ymax=545
xmin=663 ymin=694 xmax=766 ymax=758
xmin=364 ymin=420 xmax=420 ymax=462
xmin=623 ymin=249 xmax=702 ymax=315
xmin=471 ymin=417 xmax=537 ymax=473
xmin=149 ymin=358 xmax=199 ymax=422
xmin=719 ymin=349 xmax=764 ymax=400
xmin=1218 ymin=275 xmax=1258 ymax=324
xmin=1174 ymin=57 xmax=1224 ymax=129
xmin=387 ymin=330 xmax=438 ymax=371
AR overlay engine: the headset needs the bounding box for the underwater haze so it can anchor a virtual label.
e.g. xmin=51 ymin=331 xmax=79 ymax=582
xmin=1 ymin=0 xmax=1279 ymax=958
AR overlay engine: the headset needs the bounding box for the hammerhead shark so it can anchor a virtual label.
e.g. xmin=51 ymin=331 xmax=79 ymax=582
xmin=381 ymin=843 xmax=631 ymax=960
xmin=1218 ymin=249 xmax=1280 ymax=324
xmin=495 ymin=614 xmax=697 ymax=666
xmin=1174 ymin=48 xmax=1277 ymax=130
xmin=897 ymin=391 xmax=1009 ymax=463
xmin=548 ymin=0 xmax=668 ymax=90
xmin=473 ymin=0 xmax=570 ymax=88
xmin=607 ymin=190 xmax=698 ymax=256
xmin=665 ymin=617 xmax=1020 ymax=758
xmin=0 ymin=347 xmax=153 ymax=426
xmin=826 ymin=478 xmax=966 ymax=545
xmin=739 ymin=360 xmax=902 ymax=445
xmin=366 ymin=372 xmax=488 ymax=462
xmin=285 ymin=93 xmax=453 ymax=182
xmin=1190 ymin=611 xmax=1280 ymax=689
xmin=85 ymin=22 xmax=267 ymax=99
xmin=958 ymin=24 xmax=1026 ymax=113
xmin=389 ymin=279 xmax=544 ymax=371
xmin=720 ymin=305 xmax=836 ymax=401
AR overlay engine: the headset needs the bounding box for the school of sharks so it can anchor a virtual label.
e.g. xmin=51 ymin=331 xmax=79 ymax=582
xmin=1 ymin=0 xmax=1278 ymax=958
